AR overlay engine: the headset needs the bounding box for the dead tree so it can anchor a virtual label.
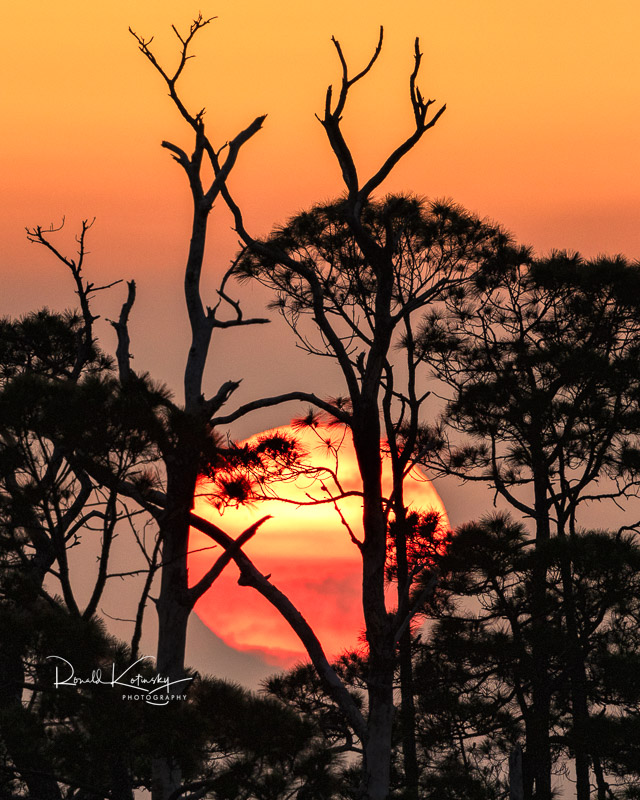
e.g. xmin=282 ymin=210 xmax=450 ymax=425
xmin=124 ymin=16 xmax=358 ymax=800
xmin=183 ymin=26 xmax=453 ymax=800
xmin=116 ymin=18 xmax=506 ymax=800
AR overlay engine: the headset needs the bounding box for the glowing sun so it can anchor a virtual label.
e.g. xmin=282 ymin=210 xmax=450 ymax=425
xmin=188 ymin=423 xmax=448 ymax=667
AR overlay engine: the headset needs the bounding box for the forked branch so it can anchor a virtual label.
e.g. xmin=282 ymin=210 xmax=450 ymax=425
xmin=409 ymin=38 xmax=443 ymax=128
xmin=358 ymin=37 xmax=445 ymax=203
xmin=129 ymin=14 xmax=216 ymax=130
xmin=25 ymin=219 xmax=122 ymax=376
xmin=130 ymin=16 xmax=265 ymax=208
xmin=26 ymin=219 xmax=98 ymax=330
xmin=326 ymin=26 xmax=384 ymax=121
xmin=318 ymin=25 xmax=446 ymax=206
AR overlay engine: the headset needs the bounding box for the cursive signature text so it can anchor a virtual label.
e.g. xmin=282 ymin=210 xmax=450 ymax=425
xmin=46 ymin=655 xmax=192 ymax=706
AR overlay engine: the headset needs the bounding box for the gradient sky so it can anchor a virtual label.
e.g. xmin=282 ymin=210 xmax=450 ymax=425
xmin=3 ymin=0 xmax=639 ymax=682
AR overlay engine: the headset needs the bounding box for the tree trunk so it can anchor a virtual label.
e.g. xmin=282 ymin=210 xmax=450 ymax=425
xmin=529 ymin=470 xmax=553 ymax=800
xmin=361 ymin=545 xmax=396 ymax=800
xmin=354 ymin=412 xmax=396 ymax=800
xmin=529 ymin=581 xmax=552 ymax=800
xmin=509 ymin=745 xmax=525 ymax=800
xmin=592 ymin=755 xmax=609 ymax=800
xmin=362 ymin=672 xmax=395 ymax=800
xmin=152 ymin=457 xmax=198 ymax=800
xmin=557 ymin=537 xmax=592 ymax=800
xmin=393 ymin=501 xmax=419 ymax=800
xmin=398 ymin=628 xmax=419 ymax=800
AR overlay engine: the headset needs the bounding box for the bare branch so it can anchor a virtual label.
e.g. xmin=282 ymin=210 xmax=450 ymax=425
xmin=202 ymin=379 xmax=241 ymax=419
xmin=358 ymin=36 xmax=446 ymax=202
xmin=209 ymin=391 xmax=351 ymax=428
xmin=129 ymin=15 xmax=217 ymax=129
xmin=314 ymin=28 xmax=384 ymax=196
xmin=202 ymin=114 xmax=267 ymax=206
xmin=329 ymin=26 xmax=384 ymax=120
xmin=83 ymin=490 xmax=118 ymax=619
xmin=24 ymin=218 xmax=125 ymax=378
xmin=109 ymin=280 xmax=136 ymax=382
xmin=208 ymin=315 xmax=270 ymax=330
xmin=188 ymin=516 xmax=270 ymax=604
xmin=316 ymin=26 xmax=445 ymax=206
xmin=189 ymin=511 xmax=368 ymax=742
xmin=131 ymin=535 xmax=161 ymax=661
xmin=208 ymin=258 xmax=269 ymax=328
xmin=161 ymin=140 xmax=191 ymax=170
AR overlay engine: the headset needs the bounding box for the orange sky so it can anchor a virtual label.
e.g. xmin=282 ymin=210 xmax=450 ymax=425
xmin=3 ymin=1 xmax=639 ymax=406
xmin=4 ymin=2 xmax=639 ymax=304
xmin=3 ymin=0 xmax=639 ymax=680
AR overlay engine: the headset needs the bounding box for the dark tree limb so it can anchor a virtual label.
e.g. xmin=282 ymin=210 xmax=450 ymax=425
xmin=109 ymin=279 xmax=136 ymax=382
xmin=317 ymin=26 xmax=445 ymax=209
xmin=209 ymin=391 xmax=351 ymax=427
xmin=188 ymin=515 xmax=270 ymax=605
xmin=25 ymin=218 xmax=121 ymax=376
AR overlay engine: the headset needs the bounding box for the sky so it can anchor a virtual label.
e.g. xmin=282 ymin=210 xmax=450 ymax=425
xmin=3 ymin=0 xmax=640 ymax=683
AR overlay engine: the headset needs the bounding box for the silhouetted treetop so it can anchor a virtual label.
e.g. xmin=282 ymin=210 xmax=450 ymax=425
xmin=233 ymin=196 xmax=528 ymax=385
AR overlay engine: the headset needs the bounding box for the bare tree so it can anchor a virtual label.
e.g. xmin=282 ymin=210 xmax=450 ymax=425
xmin=140 ymin=22 xmax=525 ymax=800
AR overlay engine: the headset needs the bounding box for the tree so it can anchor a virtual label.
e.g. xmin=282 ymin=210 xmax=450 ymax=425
xmin=0 ymin=225 xmax=160 ymax=799
xmin=414 ymin=515 xmax=640 ymax=799
xmin=415 ymin=252 xmax=640 ymax=799
xmin=263 ymin=514 xmax=640 ymax=799
xmin=126 ymin=16 xmax=490 ymax=800
xmin=224 ymin=168 xmax=525 ymax=798
xmin=0 ymin=225 xmax=339 ymax=799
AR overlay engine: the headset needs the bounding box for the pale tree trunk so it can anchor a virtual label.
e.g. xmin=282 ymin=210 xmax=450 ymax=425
xmin=362 ymin=684 xmax=395 ymax=800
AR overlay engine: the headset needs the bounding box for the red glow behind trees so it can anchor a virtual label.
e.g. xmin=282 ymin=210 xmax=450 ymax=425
xmin=189 ymin=423 xmax=449 ymax=665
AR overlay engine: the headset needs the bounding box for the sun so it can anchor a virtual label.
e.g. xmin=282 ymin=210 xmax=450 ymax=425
xmin=188 ymin=423 xmax=448 ymax=667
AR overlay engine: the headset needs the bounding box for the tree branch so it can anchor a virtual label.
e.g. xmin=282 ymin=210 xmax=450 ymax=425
xmin=188 ymin=511 xmax=368 ymax=742
xmin=109 ymin=280 xmax=136 ymax=382
xmin=209 ymin=391 xmax=351 ymax=427
xmin=188 ymin=515 xmax=270 ymax=604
